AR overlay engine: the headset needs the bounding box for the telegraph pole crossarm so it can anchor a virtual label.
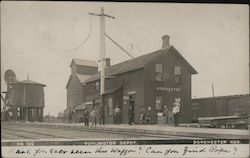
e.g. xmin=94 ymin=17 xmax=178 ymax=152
xmin=88 ymin=13 xmax=101 ymax=16
xmin=103 ymin=14 xmax=115 ymax=19
xmin=88 ymin=12 xmax=115 ymax=20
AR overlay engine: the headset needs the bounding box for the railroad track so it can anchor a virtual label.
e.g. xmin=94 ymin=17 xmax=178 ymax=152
xmin=2 ymin=130 xmax=32 ymax=139
xmin=44 ymin=126 xmax=198 ymax=139
xmin=2 ymin=124 xmax=203 ymax=140
xmin=2 ymin=127 xmax=72 ymax=139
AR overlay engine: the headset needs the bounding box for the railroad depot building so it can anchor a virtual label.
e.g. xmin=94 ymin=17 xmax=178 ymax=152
xmin=192 ymin=94 xmax=250 ymax=120
xmin=66 ymin=35 xmax=197 ymax=124
xmin=6 ymin=79 xmax=46 ymax=122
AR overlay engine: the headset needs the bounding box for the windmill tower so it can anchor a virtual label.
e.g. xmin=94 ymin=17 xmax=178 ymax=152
xmin=1 ymin=69 xmax=17 ymax=120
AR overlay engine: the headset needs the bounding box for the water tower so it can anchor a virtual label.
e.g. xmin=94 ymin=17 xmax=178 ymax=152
xmin=2 ymin=69 xmax=46 ymax=122
xmin=9 ymin=78 xmax=46 ymax=122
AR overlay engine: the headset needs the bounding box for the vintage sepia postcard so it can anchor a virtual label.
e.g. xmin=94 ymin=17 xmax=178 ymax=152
xmin=1 ymin=1 xmax=249 ymax=158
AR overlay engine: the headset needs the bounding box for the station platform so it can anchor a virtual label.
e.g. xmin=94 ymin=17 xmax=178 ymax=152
xmin=19 ymin=122 xmax=249 ymax=139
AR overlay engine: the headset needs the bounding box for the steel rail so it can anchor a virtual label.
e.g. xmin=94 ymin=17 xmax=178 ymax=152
xmin=4 ymin=124 xmax=205 ymax=140
xmin=2 ymin=127 xmax=71 ymax=139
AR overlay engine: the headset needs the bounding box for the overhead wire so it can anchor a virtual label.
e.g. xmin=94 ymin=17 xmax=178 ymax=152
xmin=45 ymin=14 xmax=93 ymax=53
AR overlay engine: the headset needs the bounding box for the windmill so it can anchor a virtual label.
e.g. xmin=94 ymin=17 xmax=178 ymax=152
xmin=1 ymin=69 xmax=17 ymax=119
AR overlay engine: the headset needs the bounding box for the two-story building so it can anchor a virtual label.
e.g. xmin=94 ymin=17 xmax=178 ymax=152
xmin=67 ymin=35 xmax=197 ymax=124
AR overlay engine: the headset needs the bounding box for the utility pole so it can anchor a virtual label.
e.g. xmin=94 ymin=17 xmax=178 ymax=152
xmin=89 ymin=7 xmax=115 ymax=105
xmin=212 ymin=84 xmax=215 ymax=98
xmin=211 ymin=84 xmax=217 ymax=115
xmin=100 ymin=7 xmax=105 ymax=96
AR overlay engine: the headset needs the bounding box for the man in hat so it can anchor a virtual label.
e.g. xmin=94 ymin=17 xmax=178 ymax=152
xmin=146 ymin=105 xmax=152 ymax=124
xmin=99 ymin=105 xmax=105 ymax=125
xmin=90 ymin=107 xmax=97 ymax=126
xmin=172 ymin=102 xmax=180 ymax=127
xmin=163 ymin=105 xmax=170 ymax=124
xmin=114 ymin=105 xmax=121 ymax=125
xmin=83 ymin=108 xmax=89 ymax=126
xmin=128 ymin=105 xmax=134 ymax=125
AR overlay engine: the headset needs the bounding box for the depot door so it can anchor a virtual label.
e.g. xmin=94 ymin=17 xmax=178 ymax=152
xmin=129 ymin=95 xmax=135 ymax=123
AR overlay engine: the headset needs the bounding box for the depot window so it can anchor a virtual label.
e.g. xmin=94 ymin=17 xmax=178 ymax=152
xmin=155 ymin=64 xmax=163 ymax=82
xmin=174 ymin=66 xmax=181 ymax=75
xmin=174 ymin=66 xmax=181 ymax=84
xmin=155 ymin=64 xmax=163 ymax=73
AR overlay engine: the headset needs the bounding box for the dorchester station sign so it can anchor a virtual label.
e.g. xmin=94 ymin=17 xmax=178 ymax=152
xmin=156 ymin=86 xmax=181 ymax=92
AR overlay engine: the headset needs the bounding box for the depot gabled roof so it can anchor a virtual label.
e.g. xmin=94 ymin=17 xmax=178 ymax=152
xmin=70 ymin=58 xmax=98 ymax=68
xmin=84 ymin=46 xmax=197 ymax=83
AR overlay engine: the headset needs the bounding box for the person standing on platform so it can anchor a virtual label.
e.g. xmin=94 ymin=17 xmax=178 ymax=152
xmin=146 ymin=105 xmax=152 ymax=124
xmin=113 ymin=106 xmax=119 ymax=125
xmin=128 ymin=105 xmax=133 ymax=125
xmin=71 ymin=111 xmax=75 ymax=123
xmin=139 ymin=107 xmax=145 ymax=125
xmin=168 ymin=108 xmax=174 ymax=125
xmin=90 ymin=107 xmax=97 ymax=126
xmin=9 ymin=111 xmax=13 ymax=123
xmin=114 ymin=106 xmax=121 ymax=125
xmin=172 ymin=103 xmax=180 ymax=127
xmin=99 ymin=105 xmax=105 ymax=126
xmin=68 ymin=111 xmax=72 ymax=123
xmin=117 ymin=106 xmax=121 ymax=124
xmin=83 ymin=108 xmax=89 ymax=126
xmin=163 ymin=105 xmax=170 ymax=124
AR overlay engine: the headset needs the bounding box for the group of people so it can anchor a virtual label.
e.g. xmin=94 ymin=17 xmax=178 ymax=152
xmin=110 ymin=105 xmax=133 ymax=125
xmin=163 ymin=103 xmax=180 ymax=126
xmin=80 ymin=102 xmax=180 ymax=126
xmin=82 ymin=106 xmax=105 ymax=126
xmin=82 ymin=105 xmax=122 ymax=126
xmin=139 ymin=103 xmax=180 ymax=126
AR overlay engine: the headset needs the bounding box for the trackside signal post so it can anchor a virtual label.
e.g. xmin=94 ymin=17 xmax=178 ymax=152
xmin=89 ymin=8 xmax=115 ymax=107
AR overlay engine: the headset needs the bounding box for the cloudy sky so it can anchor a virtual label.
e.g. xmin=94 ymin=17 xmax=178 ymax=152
xmin=1 ymin=2 xmax=249 ymax=116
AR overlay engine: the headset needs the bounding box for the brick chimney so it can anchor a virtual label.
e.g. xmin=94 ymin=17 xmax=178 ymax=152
xmin=105 ymin=58 xmax=111 ymax=67
xmin=162 ymin=35 xmax=170 ymax=50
